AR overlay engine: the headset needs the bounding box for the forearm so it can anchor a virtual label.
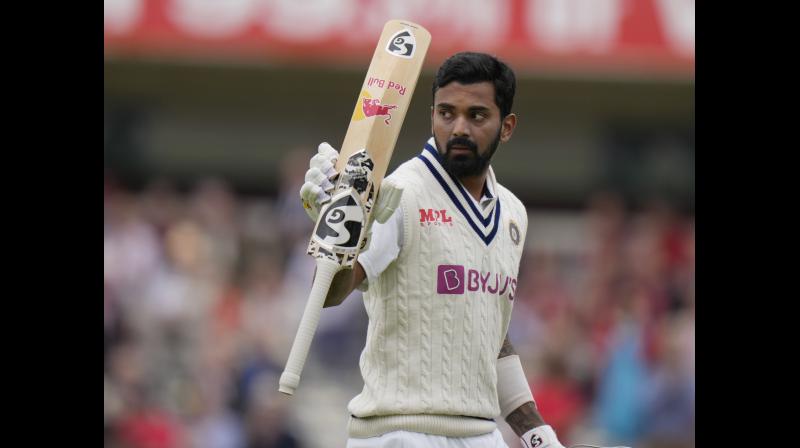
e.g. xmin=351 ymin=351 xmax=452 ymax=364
xmin=322 ymin=261 xmax=366 ymax=307
xmin=506 ymin=401 xmax=546 ymax=437
xmin=498 ymin=335 xmax=546 ymax=436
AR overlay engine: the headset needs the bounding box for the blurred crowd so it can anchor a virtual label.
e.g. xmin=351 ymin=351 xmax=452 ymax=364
xmin=104 ymin=150 xmax=694 ymax=448
xmin=509 ymin=193 xmax=694 ymax=448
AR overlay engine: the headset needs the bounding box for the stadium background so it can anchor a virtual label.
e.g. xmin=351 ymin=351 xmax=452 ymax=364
xmin=104 ymin=1 xmax=694 ymax=447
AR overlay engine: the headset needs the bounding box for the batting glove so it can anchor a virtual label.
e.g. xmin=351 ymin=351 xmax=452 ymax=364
xmin=300 ymin=142 xmax=339 ymax=222
xmin=521 ymin=427 xmax=633 ymax=448
xmin=372 ymin=177 xmax=403 ymax=224
xmin=520 ymin=425 xmax=565 ymax=448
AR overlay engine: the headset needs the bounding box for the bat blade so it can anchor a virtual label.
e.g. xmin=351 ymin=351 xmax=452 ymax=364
xmin=337 ymin=20 xmax=432 ymax=189
xmin=279 ymin=20 xmax=430 ymax=395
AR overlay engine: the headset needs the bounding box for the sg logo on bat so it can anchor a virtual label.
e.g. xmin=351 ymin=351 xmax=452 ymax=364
xmin=386 ymin=28 xmax=416 ymax=58
xmin=313 ymin=191 xmax=365 ymax=251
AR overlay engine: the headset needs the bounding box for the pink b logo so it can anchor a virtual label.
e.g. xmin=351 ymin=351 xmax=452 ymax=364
xmin=437 ymin=265 xmax=464 ymax=294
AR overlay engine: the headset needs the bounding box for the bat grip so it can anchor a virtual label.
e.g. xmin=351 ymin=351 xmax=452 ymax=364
xmin=279 ymin=257 xmax=340 ymax=395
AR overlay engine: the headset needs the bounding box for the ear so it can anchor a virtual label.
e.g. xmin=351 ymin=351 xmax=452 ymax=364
xmin=430 ymin=106 xmax=435 ymax=134
xmin=500 ymin=113 xmax=517 ymax=143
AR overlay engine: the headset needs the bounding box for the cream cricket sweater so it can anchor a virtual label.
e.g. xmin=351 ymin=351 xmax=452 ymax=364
xmin=347 ymin=139 xmax=528 ymax=438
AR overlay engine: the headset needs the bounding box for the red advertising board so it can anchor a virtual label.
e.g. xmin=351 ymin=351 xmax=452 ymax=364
xmin=104 ymin=0 xmax=694 ymax=77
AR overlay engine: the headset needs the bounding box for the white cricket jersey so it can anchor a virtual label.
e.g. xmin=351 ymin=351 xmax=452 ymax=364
xmin=359 ymin=175 xmax=498 ymax=285
xmin=347 ymin=138 xmax=529 ymax=439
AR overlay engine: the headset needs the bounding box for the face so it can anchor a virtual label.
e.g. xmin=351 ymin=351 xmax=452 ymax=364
xmin=432 ymin=81 xmax=516 ymax=178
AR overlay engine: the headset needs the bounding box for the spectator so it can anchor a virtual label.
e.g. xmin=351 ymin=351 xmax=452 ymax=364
xmin=104 ymin=176 xmax=694 ymax=448
xmin=529 ymin=352 xmax=588 ymax=443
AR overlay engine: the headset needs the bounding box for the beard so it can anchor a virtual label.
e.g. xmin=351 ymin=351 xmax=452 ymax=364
xmin=436 ymin=129 xmax=502 ymax=179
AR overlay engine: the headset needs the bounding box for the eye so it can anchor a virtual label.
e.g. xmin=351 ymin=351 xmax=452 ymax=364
xmin=438 ymin=110 xmax=453 ymax=120
xmin=471 ymin=111 xmax=487 ymax=122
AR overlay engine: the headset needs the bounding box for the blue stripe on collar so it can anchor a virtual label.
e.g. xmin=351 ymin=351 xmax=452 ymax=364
xmin=483 ymin=183 xmax=493 ymax=199
xmin=423 ymin=143 xmax=494 ymax=226
xmin=423 ymin=143 xmax=441 ymax=162
xmin=417 ymin=154 xmax=501 ymax=246
xmin=488 ymin=198 xmax=500 ymax=243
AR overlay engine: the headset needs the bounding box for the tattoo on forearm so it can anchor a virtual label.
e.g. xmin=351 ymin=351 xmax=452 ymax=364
xmin=505 ymin=401 xmax=545 ymax=436
xmin=498 ymin=334 xmax=517 ymax=358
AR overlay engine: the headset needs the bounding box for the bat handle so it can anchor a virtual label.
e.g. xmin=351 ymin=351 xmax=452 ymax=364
xmin=279 ymin=257 xmax=340 ymax=395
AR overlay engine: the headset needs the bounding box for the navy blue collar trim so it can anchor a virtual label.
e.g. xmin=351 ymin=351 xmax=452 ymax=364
xmin=423 ymin=143 xmax=494 ymax=226
xmin=482 ymin=183 xmax=493 ymax=199
xmin=417 ymin=146 xmax=501 ymax=246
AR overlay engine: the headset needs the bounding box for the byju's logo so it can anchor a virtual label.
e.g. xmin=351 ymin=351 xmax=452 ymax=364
xmin=437 ymin=265 xmax=465 ymax=294
xmin=419 ymin=209 xmax=453 ymax=226
xmin=436 ymin=264 xmax=517 ymax=299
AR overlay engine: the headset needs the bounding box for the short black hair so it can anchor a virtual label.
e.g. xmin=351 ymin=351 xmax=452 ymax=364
xmin=432 ymin=52 xmax=516 ymax=118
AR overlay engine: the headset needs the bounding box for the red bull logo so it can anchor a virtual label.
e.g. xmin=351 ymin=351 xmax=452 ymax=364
xmin=352 ymin=90 xmax=399 ymax=126
xmin=362 ymin=98 xmax=397 ymax=125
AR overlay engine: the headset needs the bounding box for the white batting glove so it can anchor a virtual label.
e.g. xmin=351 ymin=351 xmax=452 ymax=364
xmin=520 ymin=425 xmax=566 ymax=448
xmin=372 ymin=177 xmax=403 ymax=224
xmin=300 ymin=142 xmax=339 ymax=222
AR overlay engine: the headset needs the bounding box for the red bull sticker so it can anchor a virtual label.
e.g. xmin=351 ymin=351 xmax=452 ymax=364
xmin=352 ymin=90 xmax=398 ymax=125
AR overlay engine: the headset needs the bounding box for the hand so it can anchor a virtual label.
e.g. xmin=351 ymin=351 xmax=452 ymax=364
xmin=372 ymin=177 xmax=403 ymax=224
xmin=520 ymin=425 xmax=565 ymax=448
xmin=300 ymin=142 xmax=339 ymax=222
xmin=299 ymin=143 xmax=404 ymax=225
xmin=569 ymin=445 xmax=633 ymax=448
xmin=357 ymin=177 xmax=404 ymax=254
xmin=521 ymin=427 xmax=633 ymax=448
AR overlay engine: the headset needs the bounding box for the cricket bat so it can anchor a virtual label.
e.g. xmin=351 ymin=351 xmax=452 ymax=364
xmin=279 ymin=19 xmax=431 ymax=395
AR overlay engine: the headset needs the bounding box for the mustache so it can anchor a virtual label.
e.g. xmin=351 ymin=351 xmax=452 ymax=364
xmin=446 ymin=137 xmax=478 ymax=154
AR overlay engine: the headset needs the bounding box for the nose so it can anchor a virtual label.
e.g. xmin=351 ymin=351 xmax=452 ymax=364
xmin=451 ymin=115 xmax=470 ymax=138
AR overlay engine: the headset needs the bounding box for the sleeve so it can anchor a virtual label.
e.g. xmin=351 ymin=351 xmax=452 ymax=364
xmin=356 ymin=204 xmax=404 ymax=291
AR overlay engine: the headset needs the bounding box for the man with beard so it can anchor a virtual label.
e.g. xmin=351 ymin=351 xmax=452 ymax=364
xmin=300 ymin=52 xmax=565 ymax=448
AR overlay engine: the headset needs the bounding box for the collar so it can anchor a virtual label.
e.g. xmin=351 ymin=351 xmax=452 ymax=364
xmin=416 ymin=137 xmax=501 ymax=246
